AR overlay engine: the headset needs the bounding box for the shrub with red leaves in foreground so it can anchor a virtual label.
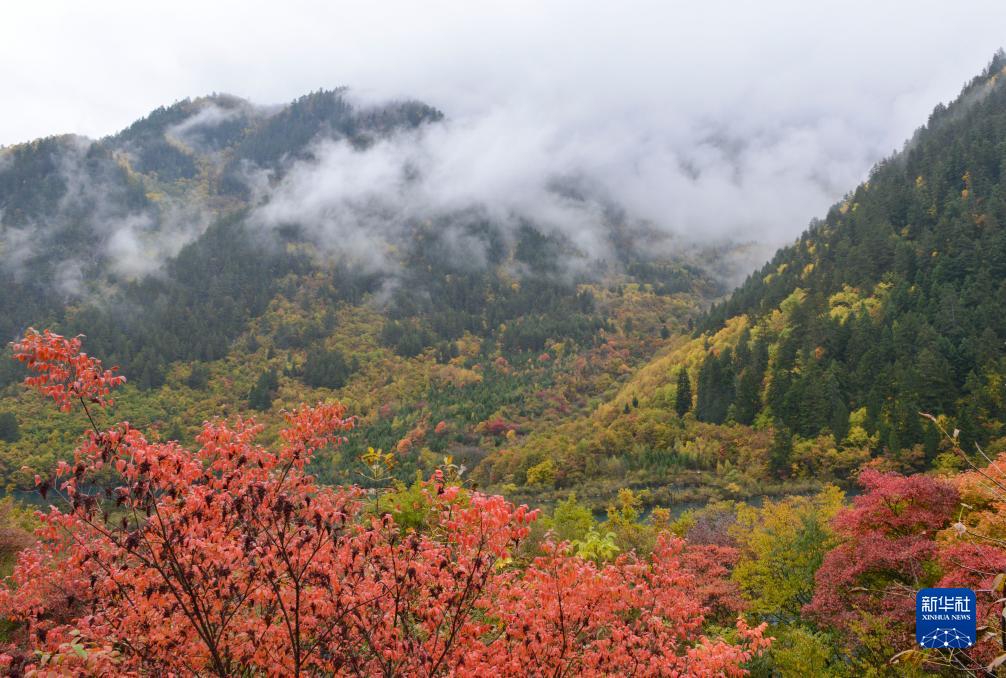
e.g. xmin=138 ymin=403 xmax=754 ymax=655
xmin=0 ymin=329 xmax=767 ymax=676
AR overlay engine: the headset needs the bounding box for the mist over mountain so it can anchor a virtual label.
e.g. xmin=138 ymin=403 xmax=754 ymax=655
xmin=1 ymin=87 xmax=720 ymax=286
xmin=7 ymin=3 xmax=1005 ymax=276
xmin=0 ymin=84 xmax=784 ymax=315
xmin=5 ymin=45 xmax=1006 ymax=402
xmin=0 ymin=92 xmax=438 ymax=288
xmin=5 ymin=2 xmax=1006 ymax=671
xmin=0 ymin=89 xmax=731 ymax=395
xmin=688 ymin=51 xmax=1006 ymax=457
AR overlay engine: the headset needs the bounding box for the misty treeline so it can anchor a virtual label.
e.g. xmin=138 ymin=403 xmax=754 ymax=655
xmin=0 ymin=88 xmax=712 ymax=394
xmin=0 ymin=90 xmax=433 ymax=383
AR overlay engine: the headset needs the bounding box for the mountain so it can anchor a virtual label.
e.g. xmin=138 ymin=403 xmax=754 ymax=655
xmin=464 ymin=50 xmax=1006 ymax=508
xmin=8 ymin=53 xmax=1006 ymax=678
xmin=699 ymin=50 xmax=1006 ymax=459
xmin=541 ymin=49 xmax=1006 ymax=493
xmin=0 ymin=91 xmax=444 ymax=383
xmin=0 ymin=88 xmax=723 ymax=493
xmin=9 ymin=50 xmax=1006 ymax=507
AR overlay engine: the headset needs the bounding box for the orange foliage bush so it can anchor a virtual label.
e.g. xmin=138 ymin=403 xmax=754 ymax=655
xmin=0 ymin=330 xmax=767 ymax=676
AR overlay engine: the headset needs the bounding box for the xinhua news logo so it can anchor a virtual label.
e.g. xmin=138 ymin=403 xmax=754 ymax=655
xmin=916 ymin=587 xmax=977 ymax=649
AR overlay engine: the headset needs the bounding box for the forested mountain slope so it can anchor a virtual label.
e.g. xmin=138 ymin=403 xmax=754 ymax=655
xmin=477 ymin=51 xmax=1006 ymax=509
xmin=0 ymin=91 xmax=443 ymax=384
xmin=8 ymin=51 xmax=1006 ymax=678
xmin=692 ymin=50 xmax=1006 ymax=467
xmin=11 ymin=50 xmax=1006 ymax=509
xmin=0 ymin=89 xmax=724 ymax=494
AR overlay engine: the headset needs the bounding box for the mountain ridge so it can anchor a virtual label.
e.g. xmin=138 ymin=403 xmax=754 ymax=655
xmin=0 ymin=86 xmax=724 ymax=498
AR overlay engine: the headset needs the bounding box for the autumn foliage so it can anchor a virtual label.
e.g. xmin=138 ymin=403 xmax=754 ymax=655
xmin=805 ymin=468 xmax=959 ymax=637
xmin=804 ymin=459 xmax=1006 ymax=673
xmin=12 ymin=329 xmax=126 ymax=413
xmin=0 ymin=330 xmax=767 ymax=676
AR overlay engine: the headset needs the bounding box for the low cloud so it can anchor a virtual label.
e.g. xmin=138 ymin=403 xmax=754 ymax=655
xmin=165 ymin=100 xmax=258 ymax=155
xmin=249 ymin=95 xmax=898 ymax=283
xmin=4 ymin=3 xmax=1004 ymax=264
xmin=4 ymin=0 xmax=1006 ymax=296
xmin=0 ymin=133 xmax=215 ymax=296
xmin=104 ymin=202 xmax=212 ymax=279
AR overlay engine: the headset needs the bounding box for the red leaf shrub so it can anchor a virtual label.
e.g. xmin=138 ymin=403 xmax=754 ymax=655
xmin=0 ymin=330 xmax=767 ymax=676
xmin=805 ymin=468 xmax=958 ymax=642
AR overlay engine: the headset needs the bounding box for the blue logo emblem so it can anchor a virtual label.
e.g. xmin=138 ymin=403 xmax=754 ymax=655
xmin=916 ymin=588 xmax=976 ymax=648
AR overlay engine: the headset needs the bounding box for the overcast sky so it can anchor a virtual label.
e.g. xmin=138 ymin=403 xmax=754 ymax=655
xmin=3 ymin=1 xmax=1006 ymax=256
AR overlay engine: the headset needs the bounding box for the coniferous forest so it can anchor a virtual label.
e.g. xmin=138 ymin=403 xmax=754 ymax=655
xmin=3 ymin=15 xmax=1006 ymax=675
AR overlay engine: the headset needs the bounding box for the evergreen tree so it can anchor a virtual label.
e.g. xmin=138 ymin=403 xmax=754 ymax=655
xmin=695 ymin=350 xmax=734 ymax=424
xmin=186 ymin=362 xmax=210 ymax=390
xmin=674 ymin=367 xmax=692 ymax=418
xmin=0 ymin=412 xmax=19 ymax=443
xmin=769 ymin=425 xmax=794 ymax=477
xmin=302 ymin=347 xmax=352 ymax=389
xmin=732 ymin=338 xmax=767 ymax=426
xmin=248 ymin=369 xmax=278 ymax=411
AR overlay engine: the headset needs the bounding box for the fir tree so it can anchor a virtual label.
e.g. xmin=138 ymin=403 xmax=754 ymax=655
xmin=674 ymin=367 xmax=692 ymax=418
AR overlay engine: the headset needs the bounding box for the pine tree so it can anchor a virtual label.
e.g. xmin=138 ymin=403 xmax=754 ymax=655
xmin=733 ymin=364 xmax=763 ymax=426
xmin=303 ymin=347 xmax=352 ymax=389
xmin=695 ymin=350 xmax=734 ymax=424
xmin=248 ymin=369 xmax=278 ymax=411
xmin=186 ymin=362 xmax=210 ymax=390
xmin=769 ymin=425 xmax=794 ymax=477
xmin=0 ymin=412 xmax=19 ymax=442
xmin=674 ymin=367 xmax=692 ymax=418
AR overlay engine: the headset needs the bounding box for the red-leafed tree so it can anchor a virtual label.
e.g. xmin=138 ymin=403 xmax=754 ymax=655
xmin=0 ymin=329 xmax=767 ymax=676
xmin=933 ymin=436 xmax=1006 ymax=671
xmin=465 ymin=538 xmax=768 ymax=676
xmin=805 ymin=467 xmax=958 ymax=654
xmin=679 ymin=543 xmax=746 ymax=623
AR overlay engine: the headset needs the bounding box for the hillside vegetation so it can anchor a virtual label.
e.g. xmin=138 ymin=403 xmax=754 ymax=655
xmin=5 ymin=52 xmax=1006 ymax=675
